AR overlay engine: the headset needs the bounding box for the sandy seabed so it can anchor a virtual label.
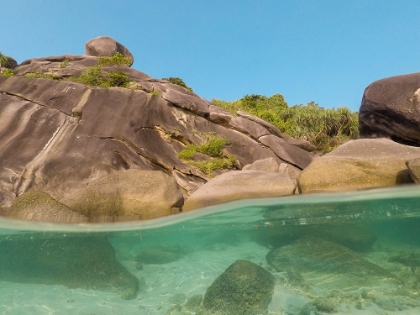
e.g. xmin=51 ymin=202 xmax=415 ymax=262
xmin=0 ymin=237 xmax=420 ymax=315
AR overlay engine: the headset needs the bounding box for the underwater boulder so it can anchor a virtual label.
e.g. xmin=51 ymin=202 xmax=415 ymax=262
xmin=266 ymin=235 xmax=396 ymax=290
xmin=0 ymin=234 xmax=139 ymax=299
xmin=203 ymin=260 xmax=275 ymax=315
xmin=252 ymin=224 xmax=376 ymax=252
xmin=134 ymin=246 xmax=181 ymax=264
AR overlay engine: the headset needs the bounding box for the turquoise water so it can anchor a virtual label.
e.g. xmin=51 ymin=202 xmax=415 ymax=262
xmin=0 ymin=185 xmax=420 ymax=315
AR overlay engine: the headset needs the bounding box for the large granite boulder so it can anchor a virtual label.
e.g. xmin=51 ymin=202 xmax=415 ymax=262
xmin=360 ymin=72 xmax=420 ymax=146
xmin=6 ymin=190 xmax=88 ymax=223
xmin=85 ymin=36 xmax=134 ymax=66
xmin=407 ymin=158 xmax=420 ymax=183
xmin=203 ymin=260 xmax=275 ymax=315
xmin=299 ymin=138 xmax=420 ymax=193
xmin=0 ymin=43 xmax=314 ymax=222
xmin=183 ymin=171 xmax=296 ymax=211
xmin=0 ymin=234 xmax=140 ymax=299
xmin=61 ymin=170 xmax=184 ymax=222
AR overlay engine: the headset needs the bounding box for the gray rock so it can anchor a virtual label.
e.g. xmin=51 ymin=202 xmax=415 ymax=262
xmin=208 ymin=105 xmax=234 ymax=125
xmin=278 ymin=162 xmax=301 ymax=181
xmin=1 ymin=55 xmax=18 ymax=69
xmin=360 ymin=72 xmax=420 ymax=146
xmin=299 ymin=138 xmax=420 ymax=193
xmin=85 ymin=36 xmax=134 ymax=66
xmin=407 ymin=158 xmax=420 ymax=183
xmin=183 ymin=171 xmax=295 ymax=211
xmin=203 ymin=260 xmax=275 ymax=315
xmin=184 ymin=294 xmax=203 ymax=311
xmin=229 ymin=116 xmax=270 ymax=140
xmin=260 ymin=135 xmax=313 ymax=169
xmin=266 ymin=235 xmax=397 ymax=290
xmin=163 ymin=88 xmax=210 ymax=117
xmin=242 ymin=157 xmax=279 ymax=172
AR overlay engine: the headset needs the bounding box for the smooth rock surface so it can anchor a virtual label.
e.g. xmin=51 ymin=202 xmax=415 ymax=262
xmin=6 ymin=190 xmax=88 ymax=223
xmin=407 ymin=158 xmax=420 ymax=183
xmin=0 ymin=234 xmax=139 ymax=299
xmin=61 ymin=170 xmax=184 ymax=222
xmin=266 ymin=236 xmax=396 ymax=290
xmin=183 ymin=171 xmax=296 ymax=211
xmin=85 ymin=36 xmax=134 ymax=66
xmin=203 ymin=260 xmax=275 ymax=315
xmin=242 ymin=157 xmax=279 ymax=172
xmin=360 ymin=72 xmax=420 ymax=146
xmin=299 ymin=138 xmax=420 ymax=193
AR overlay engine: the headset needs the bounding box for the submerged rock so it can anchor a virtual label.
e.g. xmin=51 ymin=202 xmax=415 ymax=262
xmin=0 ymin=234 xmax=139 ymax=299
xmin=135 ymin=246 xmax=181 ymax=264
xmin=266 ymin=236 xmax=396 ymax=290
xmin=203 ymin=260 xmax=275 ymax=315
xmin=253 ymin=224 xmax=376 ymax=252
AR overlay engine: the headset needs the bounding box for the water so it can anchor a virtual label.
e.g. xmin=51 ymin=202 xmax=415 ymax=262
xmin=0 ymin=185 xmax=420 ymax=315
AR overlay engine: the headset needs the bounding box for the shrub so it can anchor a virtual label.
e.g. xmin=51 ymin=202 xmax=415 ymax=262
xmin=0 ymin=68 xmax=14 ymax=76
xmin=69 ymin=66 xmax=131 ymax=88
xmin=98 ymin=52 xmax=132 ymax=67
xmin=24 ymin=71 xmax=58 ymax=79
xmin=60 ymin=60 xmax=69 ymax=68
xmin=178 ymin=132 xmax=236 ymax=176
xmin=212 ymin=94 xmax=359 ymax=153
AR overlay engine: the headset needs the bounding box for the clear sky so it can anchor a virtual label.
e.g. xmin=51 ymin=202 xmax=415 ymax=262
xmin=2 ymin=0 xmax=420 ymax=111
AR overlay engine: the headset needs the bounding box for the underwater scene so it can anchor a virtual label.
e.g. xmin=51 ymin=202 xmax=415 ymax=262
xmin=0 ymin=185 xmax=420 ymax=315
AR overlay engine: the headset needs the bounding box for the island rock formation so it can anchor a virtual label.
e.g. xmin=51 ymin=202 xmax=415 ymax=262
xmin=0 ymin=37 xmax=313 ymax=222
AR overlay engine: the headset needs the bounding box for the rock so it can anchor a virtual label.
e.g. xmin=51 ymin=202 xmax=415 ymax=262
xmin=259 ymin=135 xmax=313 ymax=169
xmin=229 ymin=116 xmax=270 ymax=140
xmin=242 ymin=157 xmax=279 ymax=172
xmin=252 ymin=224 xmax=376 ymax=252
xmin=360 ymin=72 xmax=420 ymax=146
xmin=407 ymin=158 xmax=420 ymax=183
xmin=203 ymin=260 xmax=275 ymax=315
xmin=278 ymin=162 xmax=301 ymax=181
xmin=299 ymin=138 xmax=420 ymax=193
xmin=85 ymin=36 xmax=134 ymax=66
xmin=135 ymin=246 xmax=181 ymax=264
xmin=0 ymin=234 xmax=139 ymax=299
xmin=208 ymin=105 xmax=234 ymax=125
xmin=183 ymin=171 xmax=295 ymax=211
xmin=184 ymin=294 xmax=203 ymax=311
xmin=6 ymin=190 xmax=88 ymax=223
xmin=163 ymin=88 xmax=210 ymax=117
xmin=61 ymin=170 xmax=184 ymax=222
xmin=237 ymin=111 xmax=315 ymax=152
xmin=0 ymin=50 xmax=316 ymax=221
xmin=1 ymin=55 xmax=18 ymax=69
xmin=169 ymin=293 xmax=186 ymax=305
xmin=266 ymin=236 xmax=396 ymax=290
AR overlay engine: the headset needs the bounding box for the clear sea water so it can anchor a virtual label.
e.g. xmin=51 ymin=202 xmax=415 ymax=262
xmin=0 ymin=185 xmax=420 ymax=315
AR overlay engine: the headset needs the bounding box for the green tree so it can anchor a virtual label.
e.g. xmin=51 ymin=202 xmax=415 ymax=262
xmin=162 ymin=77 xmax=193 ymax=91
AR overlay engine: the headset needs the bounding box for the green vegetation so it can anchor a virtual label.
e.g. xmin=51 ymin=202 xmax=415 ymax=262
xmin=24 ymin=71 xmax=57 ymax=79
xmin=150 ymin=90 xmax=159 ymax=95
xmin=98 ymin=52 xmax=132 ymax=67
xmin=212 ymin=94 xmax=359 ymax=152
xmin=60 ymin=59 xmax=69 ymax=68
xmin=178 ymin=132 xmax=236 ymax=176
xmin=69 ymin=65 xmax=131 ymax=88
xmin=0 ymin=68 xmax=14 ymax=76
xmin=162 ymin=77 xmax=193 ymax=92
xmin=0 ymin=51 xmax=10 ymax=73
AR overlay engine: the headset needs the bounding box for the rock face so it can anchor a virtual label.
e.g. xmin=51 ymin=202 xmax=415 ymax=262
xmin=360 ymin=72 xmax=420 ymax=146
xmin=203 ymin=260 xmax=275 ymax=315
xmin=407 ymin=158 xmax=420 ymax=183
xmin=266 ymin=236 xmax=396 ymax=290
xmin=299 ymin=138 xmax=420 ymax=193
xmin=61 ymin=170 xmax=183 ymax=222
xmin=0 ymin=234 xmax=139 ymax=299
xmin=183 ymin=171 xmax=296 ymax=211
xmin=0 ymin=39 xmax=313 ymax=222
xmin=85 ymin=36 xmax=134 ymax=66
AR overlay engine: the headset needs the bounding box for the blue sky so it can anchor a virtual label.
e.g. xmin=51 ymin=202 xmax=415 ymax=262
xmin=2 ymin=0 xmax=420 ymax=111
